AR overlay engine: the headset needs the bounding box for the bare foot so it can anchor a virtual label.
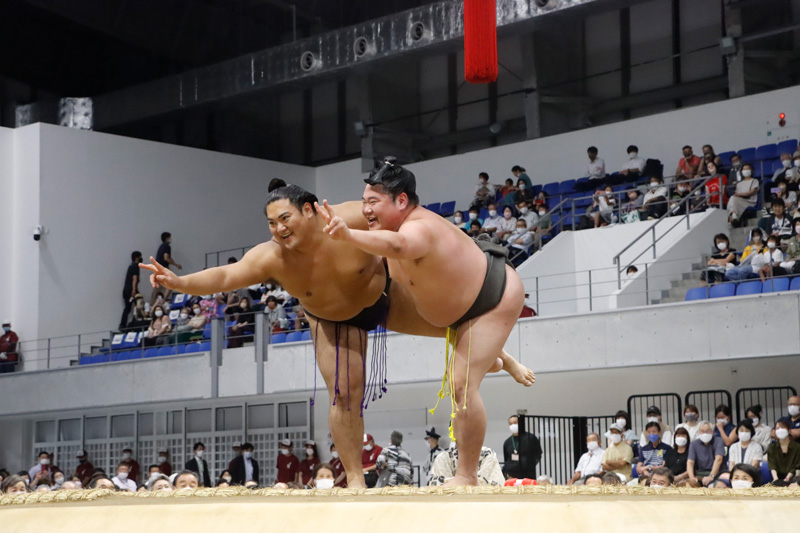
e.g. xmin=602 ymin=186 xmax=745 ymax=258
xmin=488 ymin=357 xmax=503 ymax=373
xmin=505 ymin=358 xmax=535 ymax=387
xmin=346 ymin=480 xmax=367 ymax=490
xmin=444 ymin=474 xmax=479 ymax=487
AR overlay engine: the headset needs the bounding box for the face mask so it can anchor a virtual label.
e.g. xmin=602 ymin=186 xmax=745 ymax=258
xmin=716 ymin=242 xmax=728 ymax=251
xmin=733 ymin=161 xmax=742 ymax=169
xmin=776 ymin=428 xmax=790 ymax=440
xmin=154 ymin=310 xmax=163 ymax=318
xmin=519 ymin=184 xmax=526 ymax=190
xmin=54 ymin=476 xmax=64 ymax=485
xmin=647 ymin=417 xmax=659 ymax=423
xmin=647 ymin=434 xmax=659 ymax=444
xmin=75 ymin=481 xmax=82 ymax=488
xmin=699 ymin=433 xmax=713 ymax=444
xmin=678 ymin=186 xmax=687 ymax=193
xmin=795 ymin=159 xmax=800 ymax=168
xmin=306 ymin=448 xmax=314 ymax=457
xmin=750 ymin=417 xmax=759 ymax=426
xmin=222 ymin=475 xmax=232 ymax=483
xmin=315 ymin=478 xmax=334 ymax=490
xmin=193 ymin=308 xmax=201 ymax=315
xmin=454 ymin=217 xmax=462 ymax=224
xmin=509 ymin=424 xmax=519 ymax=434
xmin=587 ymin=441 xmax=599 ymax=451
xmin=117 ymin=472 xmax=128 ymax=480
xmin=674 ymin=437 xmax=688 ymax=447
xmin=615 ymin=418 xmax=627 ymax=428
xmin=517 ymin=226 xmax=526 ymax=232
xmin=742 ymin=169 xmax=752 ymax=178
xmin=331 ymin=451 xmax=339 ymax=459
xmin=738 ymin=431 xmax=751 ymax=442
xmin=752 ymin=236 xmax=762 ymax=244
xmin=180 ymin=313 xmax=188 ymax=319
xmin=789 ymin=405 xmax=800 ymax=417
xmin=629 ymin=152 xmax=638 ymax=159
xmin=244 ymin=451 xmax=253 ymax=459
xmin=731 ymin=479 xmax=753 ymax=489
xmin=716 ymin=418 xmax=729 ymax=425
xmin=768 ymin=242 xmax=777 ymax=250
xmin=123 ymin=453 xmax=132 ymax=460
xmin=783 ymin=159 xmax=792 ymax=169
xmin=610 ymin=434 xmax=622 ymax=444
xmin=195 ymin=450 xmax=204 ymax=458
xmin=650 ymin=182 xmax=659 ymax=189
xmin=158 ymin=456 xmax=167 ymax=463
xmin=685 ymin=413 xmax=698 ymax=422
xmin=489 ymin=210 xmax=498 ymax=218
xmin=2 ymin=326 xmax=10 ymax=333
xmin=364 ymin=444 xmax=373 ymax=452
xmin=503 ymin=212 xmax=512 ymax=219
xmin=627 ymin=273 xmax=635 ymax=279
xmin=650 ymin=483 xmax=666 ymax=489
xmin=539 ymin=210 xmax=546 ymax=216
xmin=40 ymin=458 xmax=50 ymax=465
xmin=469 ymin=213 xmax=478 ymax=221
xmin=520 ymin=207 xmax=529 ymax=214
xmin=156 ymin=296 xmax=163 ymax=301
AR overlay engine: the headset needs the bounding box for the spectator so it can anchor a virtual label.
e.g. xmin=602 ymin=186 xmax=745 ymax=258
xmin=519 ymin=293 xmax=536 ymax=318
xmin=620 ymin=145 xmax=646 ymax=179
xmin=768 ymin=419 xmax=800 ymax=485
xmin=600 ymin=423 xmax=634 ymax=481
xmin=728 ymin=419 xmax=763 ymax=470
xmin=533 ymin=191 xmax=547 ymax=209
xmin=217 ymin=469 xmax=233 ymax=487
xmin=498 ymin=178 xmax=517 ymax=205
xmin=532 ymin=204 xmax=551 ymax=235
xmin=704 ymin=161 xmax=728 ymax=209
xmin=226 ymin=297 xmax=255 ymax=348
xmin=713 ymin=404 xmax=738 ymax=448
xmin=174 ymin=306 xmax=192 ymax=333
xmin=28 ymin=451 xmax=52 ymax=484
xmin=649 ymin=466 xmax=674 ymax=488
xmin=772 ymin=153 xmax=796 ymax=182
xmin=730 ymin=463 xmax=761 ymax=489
xmin=185 ymin=442 xmax=211 ymax=487
xmin=775 ymin=218 xmax=800 ymax=276
xmin=675 ymin=477 xmax=701 ymax=488
xmin=230 ymin=442 xmax=259 ymax=486
xmin=298 ymin=440 xmax=321 ymax=486
xmin=428 ymin=444 xmax=504 ymax=486
xmin=727 ymin=164 xmax=759 ymax=227
xmin=148 ymin=474 xmax=172 ymax=491
xmin=507 ymin=219 xmax=535 ymax=266
xmin=75 ymin=450 xmax=94 ymax=486
xmin=774 ymin=180 xmax=798 ymax=212
xmin=687 ymin=422 xmax=726 ymax=486
xmin=741 ymin=405 xmax=772 ymax=452
xmin=155 ymin=232 xmax=182 ymax=275
xmin=676 ymin=404 xmax=701 ymax=441
xmin=756 ymin=234 xmax=783 ymax=282
xmin=702 ymin=144 xmax=723 ymax=167
xmin=157 ymin=449 xmax=172 ymax=477
xmin=88 ymin=475 xmax=116 ymax=490
xmin=480 ymin=203 xmax=504 ymax=241
xmin=423 ymin=427 xmax=445 ymax=485
xmin=466 ymin=220 xmax=482 ymax=238
xmin=676 ymin=145 xmax=702 ymax=179
xmin=2 ymin=475 xmax=30 ymax=494
xmin=128 ymin=294 xmax=150 ymax=329
xmin=625 ymin=266 xmax=638 ymax=280
xmin=637 ymin=422 xmax=676 ymax=478
xmin=725 ymin=229 xmax=766 ymax=282
xmin=727 ymin=153 xmax=744 ymax=193
xmin=759 ymin=198 xmax=792 ymax=239
xmin=700 ymin=233 xmax=736 ymax=284
xmin=669 ymin=178 xmax=693 ymax=217
xmin=602 ymin=472 xmax=623 ymax=485
xmin=621 ymin=189 xmax=644 ymax=223
xmin=119 ymin=448 xmax=141 ymax=485
xmin=511 ymin=165 xmax=532 ymax=189
xmin=613 ymin=410 xmax=637 ymax=447
xmin=294 ymin=305 xmax=310 ymax=332
xmin=227 ymin=257 xmax=238 ymax=265
xmin=263 ymin=283 xmax=290 ymax=304
xmin=512 ymin=179 xmax=534 ymax=205
xmin=776 ymin=395 xmax=800 ymax=443
xmin=265 ymin=296 xmax=288 ymax=333
xmin=586 ymin=146 xmax=606 ymax=182
xmin=0 ymin=319 xmax=19 ymax=374
xmin=590 ymin=186 xmax=616 ymax=228
xmin=51 ymin=470 xmax=66 ymax=489
xmin=583 ymin=473 xmax=603 ymax=486
xmin=145 ymin=304 xmax=172 ymax=346
xmin=362 ymin=434 xmax=383 ymax=488
xmin=310 ymin=463 xmax=337 ymax=490
xmin=670 ymin=426 xmax=691 ymax=482
xmin=568 ymin=433 xmax=604 ymax=485
xmin=276 ymin=439 xmax=299 ymax=485
xmin=329 ymin=444 xmax=346 ymax=488
xmin=174 ymin=470 xmax=200 ymax=490
xmin=376 ymin=431 xmax=414 ymax=487
xmin=120 ymin=251 xmax=143 ymax=329
xmin=228 ymin=441 xmax=243 ymax=471
xmin=502 ymin=415 xmax=542 ymax=480
xmin=452 ymin=211 xmax=465 ymax=229
xmin=471 ymin=172 xmax=495 ymax=210
xmin=639 ymin=405 xmax=674 ymax=447
xmin=641 ymin=177 xmax=669 ymax=220
xmin=516 ymin=199 xmax=538 ymax=229
xmin=112 ymin=463 xmax=136 ymax=492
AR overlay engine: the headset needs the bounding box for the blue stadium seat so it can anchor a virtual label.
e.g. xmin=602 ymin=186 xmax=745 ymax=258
xmin=543 ymin=182 xmax=560 ymax=196
xmin=176 ymin=344 xmax=187 ymax=354
xmin=756 ymin=144 xmax=778 ymax=161
xmin=764 ymin=277 xmax=790 ymax=293
xmin=735 ymin=280 xmax=762 ymax=296
xmin=532 ymin=184 xmax=543 ymax=196
xmin=771 ymin=159 xmax=784 ymax=174
xmin=559 ymin=180 xmax=576 ymax=194
xmin=685 ymin=287 xmax=709 ymax=301
xmin=271 ymin=333 xmax=287 ymax=344
xmin=301 ymin=330 xmax=312 ymax=341
xmin=790 ymin=277 xmax=800 ymax=291
xmin=561 ymin=213 xmax=575 ymax=229
xmin=760 ymin=461 xmax=773 ymax=484
xmin=286 ymin=331 xmax=303 ymax=343
xmin=718 ymin=151 xmax=735 ymax=167
xmin=439 ymin=201 xmax=456 ymax=217
xmin=79 ymin=355 xmax=91 ymax=365
xmin=203 ymin=323 xmax=212 ymax=339
xmin=479 ymin=208 xmax=489 ymax=220
xmin=425 ymin=202 xmax=441 ymax=215
xmin=574 ymin=178 xmax=589 ymax=190
xmin=156 ymin=346 xmax=176 ymax=357
xmin=184 ymin=343 xmax=201 ymax=354
xmin=709 ymin=283 xmax=736 ymax=299
xmin=144 ymin=348 xmax=159 ymax=358
xmin=198 ymin=341 xmax=211 ymax=352
xmin=170 ymin=293 xmax=189 ymax=310
xmin=777 ymin=139 xmax=798 ymax=156
xmin=737 ymin=147 xmax=756 ymax=163
xmin=128 ymin=349 xmax=143 ymax=360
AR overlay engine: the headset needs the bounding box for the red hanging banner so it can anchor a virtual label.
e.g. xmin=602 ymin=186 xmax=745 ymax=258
xmin=464 ymin=0 xmax=498 ymax=84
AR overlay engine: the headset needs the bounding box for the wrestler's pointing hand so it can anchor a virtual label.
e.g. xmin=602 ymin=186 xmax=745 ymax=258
xmin=315 ymin=200 xmax=351 ymax=241
xmin=140 ymin=256 xmax=181 ymax=290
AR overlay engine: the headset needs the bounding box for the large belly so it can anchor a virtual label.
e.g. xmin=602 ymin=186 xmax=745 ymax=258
xmin=292 ymin=265 xmax=386 ymax=323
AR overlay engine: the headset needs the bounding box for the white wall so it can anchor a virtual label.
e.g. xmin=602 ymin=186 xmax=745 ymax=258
xmin=315 ymin=85 xmax=800 ymax=209
xmin=0 ymin=127 xmax=14 ymax=324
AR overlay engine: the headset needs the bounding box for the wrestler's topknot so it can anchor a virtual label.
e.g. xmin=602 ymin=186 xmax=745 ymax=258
xmin=364 ymin=156 xmax=419 ymax=206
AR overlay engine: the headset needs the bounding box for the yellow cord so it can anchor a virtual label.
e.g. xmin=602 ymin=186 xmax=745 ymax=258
xmin=428 ymin=327 xmax=451 ymax=415
xmin=429 ymin=322 xmax=473 ymax=443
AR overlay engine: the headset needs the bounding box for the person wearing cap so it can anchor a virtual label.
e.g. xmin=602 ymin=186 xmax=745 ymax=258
xmin=157 ymin=449 xmax=172 ymax=477
xmin=119 ymin=448 xmax=141 ymax=485
xmin=185 ymin=442 xmax=211 ymax=487
xmin=228 ymin=442 xmax=243 ymax=472
xmin=600 ymin=423 xmax=634 ymax=481
xmin=276 ymin=439 xmax=299 ymax=485
xmin=0 ymin=319 xmax=19 ymax=373
xmin=424 ymin=427 xmax=445 ymax=484
xmin=230 ymin=442 xmax=259 ymax=486
xmin=298 ymin=440 xmax=320 ymax=486
xmin=361 ymin=434 xmax=383 ymax=488
xmin=638 ymin=405 xmax=674 ymax=447
xmin=74 ymin=450 xmax=94 ymax=486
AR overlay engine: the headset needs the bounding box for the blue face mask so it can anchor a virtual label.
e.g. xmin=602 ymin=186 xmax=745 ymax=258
xmin=2 ymin=327 xmax=9 ymax=333
xmin=648 ymin=433 xmax=659 ymax=444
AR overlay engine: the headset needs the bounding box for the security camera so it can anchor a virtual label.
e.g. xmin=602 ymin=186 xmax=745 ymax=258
xmin=33 ymin=225 xmax=42 ymax=241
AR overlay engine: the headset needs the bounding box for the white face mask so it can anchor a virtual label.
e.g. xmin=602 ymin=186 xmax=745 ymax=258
xmin=789 ymin=405 xmax=800 ymax=416
xmin=650 ymin=482 xmax=667 ymax=489
xmin=154 ymin=310 xmax=163 ymax=318
xmin=677 ymin=186 xmax=687 ymax=193
xmin=279 ymin=449 xmax=289 ymax=456
xmin=364 ymin=444 xmax=373 ymax=452
xmin=776 ymin=428 xmax=790 ymax=440
xmin=117 ymin=472 xmax=128 ymax=480
xmin=674 ymin=436 xmax=688 ymax=447
xmin=193 ymin=308 xmax=201 ymax=315
xmin=783 ymin=159 xmax=792 ymax=168
xmin=454 ymin=217 xmax=462 ymax=224
xmin=750 ymin=417 xmax=760 ymax=426
xmin=180 ymin=313 xmax=188 ymax=319
xmin=244 ymin=451 xmax=253 ymax=459
xmin=223 ymin=475 xmax=232 ymax=483
xmin=767 ymin=242 xmax=777 ymax=250
xmin=716 ymin=242 xmax=728 ymax=251
xmin=331 ymin=451 xmax=339 ymax=459
xmin=195 ymin=450 xmax=204 ymax=458
xmin=503 ymin=211 xmax=512 ymax=219
xmin=647 ymin=417 xmax=659 ymax=423
xmin=650 ymin=182 xmax=659 ymax=189
xmin=587 ymin=441 xmax=599 ymax=451
xmin=469 ymin=213 xmax=478 ymax=221
xmin=509 ymin=424 xmax=519 ymax=434
xmin=609 ymin=434 xmax=622 ymax=444
xmin=122 ymin=453 xmax=131 ymax=460
xmin=742 ymin=169 xmax=752 ymax=178
xmin=629 ymin=152 xmax=638 ymax=159
xmin=520 ymin=207 xmax=529 ymax=214
xmin=40 ymin=458 xmax=50 ymax=465
xmin=615 ymin=418 xmax=627 ymax=428
xmin=158 ymin=456 xmax=167 ymax=463
xmin=305 ymin=448 xmax=314 ymax=457
xmin=738 ymin=431 xmax=751 ymax=442
xmin=519 ymin=184 xmax=526 ymax=190
xmin=538 ymin=210 xmax=546 ymax=216
xmin=731 ymin=479 xmax=753 ymax=489
xmin=54 ymin=476 xmax=64 ymax=485
xmin=716 ymin=418 xmax=728 ymax=426
xmin=315 ymin=478 xmax=334 ymax=490
xmin=699 ymin=433 xmax=713 ymax=444
xmin=795 ymin=159 xmax=800 ymax=168
xmin=489 ymin=210 xmax=498 ymax=218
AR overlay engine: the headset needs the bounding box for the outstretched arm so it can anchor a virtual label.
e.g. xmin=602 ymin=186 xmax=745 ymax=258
xmin=316 ymin=200 xmax=433 ymax=260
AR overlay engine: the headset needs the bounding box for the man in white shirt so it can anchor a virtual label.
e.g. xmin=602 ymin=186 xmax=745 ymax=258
xmin=516 ymin=200 xmax=539 ymax=229
xmin=480 ymin=203 xmax=504 ymax=242
xmin=587 ymin=146 xmax=606 ymax=181
xmin=568 ymin=433 xmax=604 ymax=484
xmin=112 ymin=463 xmax=137 ymax=492
xmin=28 ymin=451 xmax=53 ymax=483
xmin=620 ymin=145 xmax=646 ymax=178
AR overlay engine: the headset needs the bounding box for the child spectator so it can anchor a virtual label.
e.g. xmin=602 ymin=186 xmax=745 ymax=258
xmin=704 ymin=161 xmax=727 ymax=209
xmin=759 ymin=198 xmax=792 ymax=239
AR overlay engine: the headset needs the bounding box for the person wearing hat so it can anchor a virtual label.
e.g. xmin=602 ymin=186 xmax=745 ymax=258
xmin=424 ymin=427 xmax=445 ymax=484
xmin=227 ymin=441 xmax=243 ymax=472
xmin=298 ymin=440 xmax=320 ymax=486
xmin=638 ymin=405 xmax=674 ymax=448
xmin=230 ymin=442 xmax=259 ymax=486
xmin=0 ymin=319 xmax=19 ymax=373
xmin=600 ymin=423 xmax=634 ymax=481
xmin=74 ymin=450 xmax=95 ymax=486
xmin=276 ymin=439 xmax=299 ymax=485
xmin=361 ymin=434 xmax=382 ymax=488
xmin=157 ymin=449 xmax=172 ymax=477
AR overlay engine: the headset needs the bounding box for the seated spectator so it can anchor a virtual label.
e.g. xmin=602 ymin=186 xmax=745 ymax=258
xmin=329 ymin=444 xmax=346 ymax=488
xmin=263 ymin=283 xmax=290 ymax=304
xmin=536 ymin=475 xmax=552 ymax=485
xmin=150 ymin=291 xmax=168 ymax=313
xmin=773 ymin=177 xmax=798 ymax=211
xmin=700 ymin=233 xmax=736 ymax=284
xmin=174 ymin=470 xmax=200 ymax=490
xmin=730 ymin=463 xmax=761 ymax=489
xmin=480 ymin=203 xmax=504 ymax=242
xmin=533 ymin=191 xmax=547 ymax=209
xmin=51 ymin=470 xmax=65 ymax=489
xmin=727 ymin=164 xmax=759 ymax=227
xmin=600 ymin=423 xmax=634 ymax=481
xmin=641 ymin=177 xmax=669 ymax=220
xmin=675 ymin=477 xmax=701 ymax=488
xmin=516 ymin=199 xmax=538 ymax=229
xmin=710 ymin=478 xmax=731 ymax=489
xmin=774 ymin=218 xmax=800 ymax=276
xmin=638 ymin=405 xmax=674 ymax=447
xmin=148 ymin=474 xmax=172 ymax=491
xmin=670 ymin=427 xmax=691 ymax=483
xmin=583 ymin=473 xmax=603 ymax=486
xmin=587 ymin=146 xmax=606 ymax=182
xmin=776 ymin=395 xmax=800 ymax=443
xmin=145 ymin=304 xmax=172 ymax=346
xmin=590 ymin=186 xmax=616 ymax=228
xmin=702 ymin=144 xmax=723 ymax=167
xmin=687 ymin=422 xmax=727 ymax=486
xmin=726 ymin=153 xmax=744 ymax=195
xmin=310 ymin=463 xmax=336 ymax=490
xmin=637 ymin=422 xmax=677 ymax=478
xmin=772 ymin=153 xmax=797 ymax=182
xmin=713 ymin=404 xmax=739 ymax=448
xmin=725 ymin=229 xmax=765 ymax=282
xmin=1 ymin=474 xmax=29 ymax=494
xmin=294 ymin=305 xmax=310 ymax=332
xmin=532 ymin=204 xmax=551 ymax=234
xmin=513 ymin=179 xmax=534 ymax=205
xmin=649 ymin=466 xmax=674 ymax=488
xmin=568 ymin=433 xmax=604 ymax=485
xmin=767 ymin=419 xmax=800 ymax=485
xmin=728 ymin=419 xmax=764 ymax=471
xmin=0 ymin=319 xmax=19 ymax=374
xmin=376 ymin=431 xmax=414 ymax=487
xmin=704 ymin=161 xmax=728 ymax=209
xmin=676 ymin=145 xmax=702 ymax=179
xmin=759 ymin=198 xmax=792 ymax=239
xmin=742 ymin=404 xmax=772 ymax=452
xmin=265 ymin=296 xmax=288 ymax=333
xmin=174 ymin=306 xmax=193 ymax=332
xmin=60 ymin=480 xmax=79 ymax=490
xmin=620 ymin=145 xmax=646 ymax=179
xmin=507 ymin=219 xmax=535 ymax=266
xmin=88 ymin=475 xmax=116 ymax=490
xmin=299 ymin=440 xmax=321 ymax=487
xmin=227 ymin=297 xmax=255 ymax=348
xmin=452 ymin=211 xmax=465 ymax=229
xmin=495 ymin=206 xmax=517 ymax=242
xmin=128 ymin=294 xmax=150 ymax=329
xmin=614 ymin=410 xmax=637 ymax=447
xmin=511 ymin=165 xmax=532 ymax=189
xmin=498 ymin=178 xmax=517 ymax=205
xmin=669 ymin=178 xmax=693 ymax=217
xmin=112 ymin=463 xmax=136 ymax=492
xmin=466 ymin=207 xmax=483 ymax=228
xmin=757 ymin=234 xmax=785 ymax=282
xmin=601 ymin=472 xmax=622 ymax=485
xmin=676 ymin=404 xmax=701 ymax=441
xmin=621 ymin=189 xmax=644 ymax=223
xmin=466 ymin=220 xmax=482 ymax=238
xmin=471 ymin=172 xmax=495 ymax=210
xmin=625 ymin=266 xmax=638 ymax=280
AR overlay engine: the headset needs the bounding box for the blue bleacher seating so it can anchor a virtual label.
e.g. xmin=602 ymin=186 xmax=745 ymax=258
xmin=479 ymin=208 xmax=489 ymax=220
xmin=185 ymin=343 xmax=201 ymax=354
xmin=718 ymin=151 xmax=735 ymax=166
xmin=755 ymin=144 xmax=778 ymax=161
xmin=440 ymin=201 xmax=456 ymax=217
xmin=763 ymin=277 xmax=790 ymax=293
xmin=425 ymin=202 xmax=441 ymax=215
xmin=777 ymin=139 xmax=798 ymax=156
xmin=271 ymin=333 xmax=287 ymax=344
xmin=735 ymin=281 xmax=762 ymax=296
xmin=543 ymin=182 xmax=560 ymax=196
xmin=198 ymin=341 xmax=211 ymax=352
xmin=685 ymin=287 xmax=709 ymax=301
xmin=790 ymin=277 xmax=800 ymax=291
xmin=301 ymin=330 xmax=312 ymax=341
xmin=286 ymin=331 xmax=303 ymax=343
xmin=532 ymin=184 xmax=543 ymax=196
xmin=158 ymin=346 xmax=178 ymax=357
xmin=738 ymin=147 xmax=756 ymax=163
xmin=770 ymin=159 xmax=783 ymax=174
xmin=709 ymin=283 xmax=736 ymax=299
xmin=760 ymin=461 xmax=773 ymax=485
xmin=559 ymin=180 xmax=576 ymax=195
xmin=177 ymin=344 xmax=187 ymax=354
xmin=144 ymin=348 xmax=159 ymax=358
